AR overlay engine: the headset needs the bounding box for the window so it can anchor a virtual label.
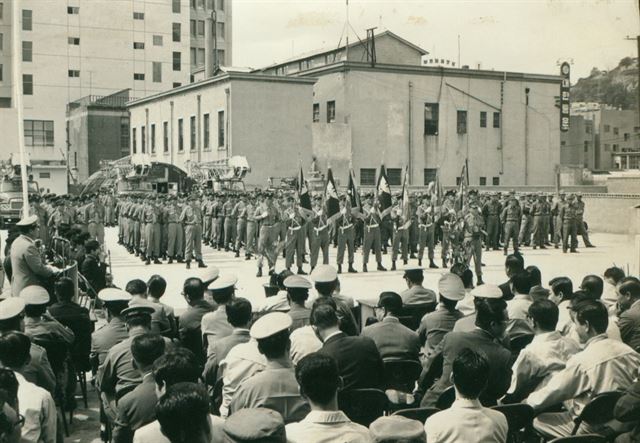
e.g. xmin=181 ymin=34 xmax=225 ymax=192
xmin=178 ymin=118 xmax=184 ymax=151
xmin=190 ymin=48 xmax=196 ymax=66
xmin=150 ymin=124 xmax=156 ymax=153
xmin=219 ymin=0 xmax=224 ymax=11
xmin=190 ymin=116 xmax=196 ymax=151
xmin=326 ymin=100 xmax=336 ymax=123
xmin=613 ymin=144 xmax=619 ymax=152
xmin=133 ymin=11 xmax=144 ymax=20
xmin=456 ymin=177 xmax=461 ymax=186
xmin=197 ymin=48 xmax=205 ymax=66
xmin=216 ymin=22 xmax=225 ymax=37
xmin=39 ymin=172 xmax=50 ymax=179
xmin=22 ymin=10 xmax=32 ymax=31
xmin=457 ymin=110 xmax=467 ymax=134
xmin=604 ymin=143 xmax=611 ymax=152
xmin=190 ymin=20 xmax=196 ymax=37
xmin=217 ymin=111 xmax=225 ymax=147
xmin=22 ymin=41 xmax=32 ymax=62
xmin=586 ymin=124 xmax=592 ymax=134
xmin=560 ymin=141 xmax=566 ymax=147
xmin=424 ymin=103 xmax=439 ymax=135
xmin=604 ymin=124 xmax=610 ymax=132
xmin=22 ymin=74 xmax=33 ymax=95
xmin=0 ymin=64 xmax=3 ymax=82
xmin=479 ymin=177 xmax=487 ymax=186
xmin=67 ymin=6 xmax=79 ymax=14
xmin=624 ymin=133 xmax=630 ymax=141
xmin=173 ymin=82 xmax=181 ymax=88
xmin=423 ymin=168 xmax=437 ymax=185
xmin=150 ymin=35 xmax=163 ymax=46
xmin=480 ymin=111 xmax=487 ymax=128
xmin=172 ymin=23 xmax=181 ymax=42
xmin=312 ymin=103 xmax=320 ymax=122
xmin=0 ymin=3 xmax=3 ymax=20
xmin=387 ymin=168 xmax=402 ymax=186
xmin=134 ymin=73 xmax=145 ymax=81
xmin=133 ymin=42 xmax=145 ymax=49
xmin=152 ymin=62 xmax=162 ymax=82
xmin=132 ymin=128 xmax=137 ymax=153
xmin=0 ymin=34 xmax=3 ymax=51
xmin=68 ymin=70 xmax=80 ymax=78
xmin=24 ymin=120 xmax=54 ymax=146
xmin=584 ymin=141 xmax=589 ymax=153
xmin=493 ymin=112 xmax=500 ymax=128
xmin=197 ymin=0 xmax=204 ymax=8
xmin=120 ymin=117 xmax=129 ymax=149
xmin=216 ymin=49 xmax=225 ymax=65
xmin=203 ymin=113 xmax=210 ymax=149
xmin=172 ymin=0 xmax=181 ymax=13
xmin=492 ymin=176 xmax=500 ymax=186
xmin=172 ymin=52 xmax=181 ymax=71
xmin=360 ymin=168 xmax=376 ymax=186
xmin=197 ymin=20 xmax=205 ymax=37
xmin=191 ymin=0 xmax=196 ymax=7
xmin=613 ymin=127 xmax=619 ymax=136
xmin=141 ymin=126 xmax=146 ymax=153
xmin=163 ymin=122 xmax=169 ymax=152
xmin=68 ymin=37 xmax=80 ymax=45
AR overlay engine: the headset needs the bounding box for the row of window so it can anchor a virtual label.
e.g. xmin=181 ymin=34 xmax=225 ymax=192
xmin=359 ymin=168 xmax=501 ymax=187
xmin=24 ymin=120 xmax=54 ymax=147
xmin=190 ymin=20 xmax=225 ymax=38
xmin=312 ymin=101 xmax=336 ymax=123
xmin=191 ymin=0 xmax=225 ymax=11
xmin=426 ymin=104 xmax=501 ymax=135
xmin=191 ymin=48 xmax=225 ymax=67
xmin=131 ymin=111 xmax=225 ymax=155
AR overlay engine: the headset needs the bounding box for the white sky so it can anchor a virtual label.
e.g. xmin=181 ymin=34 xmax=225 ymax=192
xmin=232 ymin=0 xmax=640 ymax=80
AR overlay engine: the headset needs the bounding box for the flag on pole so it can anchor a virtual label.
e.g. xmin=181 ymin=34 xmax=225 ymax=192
xmin=297 ymin=166 xmax=314 ymax=218
xmin=457 ymin=159 xmax=469 ymax=211
xmin=401 ymin=165 xmax=410 ymax=221
xmin=324 ymin=167 xmax=340 ymax=221
xmin=347 ymin=168 xmax=361 ymax=213
xmin=376 ymin=164 xmax=392 ymax=211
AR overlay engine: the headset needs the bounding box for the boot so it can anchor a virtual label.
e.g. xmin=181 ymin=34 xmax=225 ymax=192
xmin=256 ymin=267 xmax=263 ymax=278
xmin=348 ymin=263 xmax=357 ymax=273
xmin=377 ymin=263 xmax=387 ymax=271
xmin=235 ymin=250 xmax=240 ymax=258
xmin=477 ymin=277 xmax=485 ymax=286
xmin=297 ymin=267 xmax=307 ymax=275
xmin=410 ymin=253 xmax=417 ymax=259
xmin=363 ymin=264 xmax=368 ymax=273
xmin=145 ymin=257 xmax=150 ymax=265
xmin=418 ymin=259 xmax=422 ymax=267
xmin=338 ymin=265 xmax=342 ymax=274
xmin=198 ymin=260 xmax=207 ymax=268
xmin=442 ymin=259 xmax=447 ymax=268
xmin=177 ymin=256 xmax=185 ymax=263
xmin=245 ymin=254 xmax=252 ymax=261
xmin=186 ymin=260 xmax=191 ymax=269
xmin=168 ymin=257 xmax=174 ymax=264
xmin=429 ymin=260 xmax=439 ymax=269
xmin=391 ymin=261 xmax=396 ymax=271
xmin=403 ymin=259 xmax=408 ymax=265
xmin=153 ymin=258 xmax=162 ymax=264
xmin=570 ymin=249 xmax=578 ymax=253
xmin=586 ymin=243 xmax=596 ymax=248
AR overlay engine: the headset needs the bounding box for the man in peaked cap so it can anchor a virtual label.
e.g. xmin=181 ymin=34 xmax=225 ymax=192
xmin=10 ymin=214 xmax=58 ymax=297
xmin=417 ymin=273 xmax=466 ymax=357
xmin=21 ymin=285 xmax=75 ymax=347
xmin=224 ymin=408 xmax=286 ymax=443
xmin=229 ymin=312 xmax=310 ymax=423
xmin=201 ymin=275 xmax=236 ymax=357
xmin=284 ymin=275 xmax=312 ymax=331
xmin=91 ymin=288 xmax=132 ymax=366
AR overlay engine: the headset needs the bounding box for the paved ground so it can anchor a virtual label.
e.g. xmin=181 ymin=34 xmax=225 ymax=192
xmin=0 ymin=227 xmax=637 ymax=443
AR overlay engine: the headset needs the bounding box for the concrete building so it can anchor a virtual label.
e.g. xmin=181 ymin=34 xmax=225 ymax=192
xmin=189 ymin=0 xmax=232 ymax=71
xmin=66 ymin=90 xmax=132 ymax=186
xmin=126 ymin=71 xmax=316 ymax=187
xmin=258 ymin=31 xmax=563 ymax=188
xmin=0 ymin=0 xmax=193 ymax=194
xmin=560 ymin=115 xmax=595 ymax=169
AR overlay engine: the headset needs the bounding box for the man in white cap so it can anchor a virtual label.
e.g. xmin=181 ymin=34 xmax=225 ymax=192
xmin=310 ymin=265 xmax=358 ymax=337
xmin=10 ymin=214 xmax=58 ymax=297
xmin=284 ymin=275 xmax=312 ymax=331
xmin=201 ymin=275 xmax=236 ymax=358
xmin=229 ymin=312 xmax=309 ymax=423
xmin=91 ymin=288 xmax=132 ymax=366
xmin=417 ymin=273 xmax=465 ymax=358
xmin=21 ymin=285 xmax=75 ymax=348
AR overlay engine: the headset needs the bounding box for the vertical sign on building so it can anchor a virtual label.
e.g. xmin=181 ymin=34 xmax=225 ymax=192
xmin=560 ymin=62 xmax=571 ymax=132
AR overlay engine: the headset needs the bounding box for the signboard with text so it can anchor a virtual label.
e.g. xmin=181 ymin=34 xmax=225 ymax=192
xmin=560 ymin=62 xmax=571 ymax=132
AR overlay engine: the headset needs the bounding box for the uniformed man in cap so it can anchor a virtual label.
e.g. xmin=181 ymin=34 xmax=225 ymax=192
xmin=283 ymin=197 xmax=307 ymax=275
xmin=531 ymin=193 xmax=547 ymax=250
xmin=574 ymin=193 xmax=595 ymax=248
xmin=91 ymin=289 xmax=132 ymax=367
xmin=164 ymin=195 xmax=184 ymax=264
xmin=233 ymin=195 xmax=248 ymax=257
xmin=360 ymin=194 xmax=386 ymax=273
xmin=482 ymin=193 xmax=502 ymax=251
xmin=560 ymin=194 xmax=578 ymax=253
xmin=390 ymin=194 xmax=410 ymax=271
xmin=228 ymin=312 xmax=310 ymax=423
xmin=223 ymin=195 xmax=237 ymax=251
xmin=255 ymin=193 xmax=281 ymax=277
xmin=180 ymin=194 xmax=206 ymax=269
xmin=10 ymin=214 xmax=58 ymax=297
xmin=21 ymin=285 xmax=75 ymax=347
xmin=309 ymin=196 xmax=330 ymax=271
xmin=201 ymin=275 xmax=236 ymax=357
xmin=284 ymin=275 xmax=312 ymax=330
xmin=501 ymin=195 xmax=521 ymax=256
xmin=87 ymin=194 xmax=106 ymax=245
xmin=336 ymin=196 xmax=357 ymax=274
xmin=463 ymin=200 xmax=485 ymax=286
xmin=243 ymin=195 xmax=257 ymax=260
xmin=416 ymin=196 xmax=438 ymax=269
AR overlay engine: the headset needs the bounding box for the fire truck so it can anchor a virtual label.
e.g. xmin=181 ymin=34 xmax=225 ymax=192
xmin=0 ymin=155 xmax=40 ymax=228
xmin=185 ymin=156 xmax=250 ymax=191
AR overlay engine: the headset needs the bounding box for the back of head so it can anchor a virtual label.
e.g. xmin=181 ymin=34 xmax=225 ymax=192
xmin=475 ymin=298 xmax=507 ymax=331
xmin=528 ymin=299 xmax=559 ymax=331
xmin=85 ymin=240 xmax=100 ymax=254
xmin=315 ymin=280 xmax=337 ymax=297
xmin=549 ymin=277 xmax=573 ymax=300
xmin=604 ymin=267 xmax=625 ymax=285
xmin=0 ymin=332 xmax=31 ymax=369
xmin=105 ymin=300 xmax=130 ymax=318
xmin=378 ymin=292 xmax=403 ymax=316
xmin=156 ymin=382 xmax=211 ymax=443
xmin=618 ymin=277 xmax=640 ymax=300
xmin=511 ymin=272 xmax=532 ymax=295
xmin=183 ymin=278 xmax=205 ymax=301
xmin=369 ymin=415 xmax=426 ymax=443
xmin=526 ymin=266 xmax=542 ymax=287
xmin=0 ymin=368 xmax=18 ymax=407
xmin=257 ymin=329 xmax=290 ymax=360
xmin=153 ymin=348 xmax=201 ymax=388
xmin=276 ymin=270 xmax=293 ymax=291
xmin=148 ymin=275 xmax=167 ymax=299
xmin=295 ymin=353 xmax=338 ymax=405
xmin=126 ymin=279 xmax=147 ymax=297
xmin=573 ymin=298 xmax=608 ymax=334
xmin=226 ymin=298 xmax=252 ymax=328
xmin=211 ymin=287 xmax=234 ymax=305
xmin=452 ymin=348 xmax=490 ymax=399
xmin=131 ymin=333 xmax=166 ymax=368
xmin=581 ymin=275 xmax=604 ymax=299
xmin=310 ymin=301 xmax=339 ymax=330
xmin=505 ymin=254 xmax=524 ymax=276
xmin=54 ymin=277 xmax=75 ymax=302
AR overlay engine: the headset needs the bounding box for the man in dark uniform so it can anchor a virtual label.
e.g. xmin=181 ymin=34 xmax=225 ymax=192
xmin=531 ymin=193 xmax=547 ymax=250
xmin=180 ymin=195 xmax=206 ymax=269
xmin=482 ymin=193 xmax=501 ymax=251
xmin=574 ymin=194 xmax=595 ymax=248
xmin=284 ymin=197 xmax=306 ymax=275
xmin=416 ymin=196 xmax=438 ymax=269
xmin=255 ymin=193 xmax=280 ymax=277
xmin=178 ymin=277 xmax=214 ymax=364
xmin=501 ymin=196 xmax=521 ymax=256
xmin=560 ymin=194 xmax=578 ymax=253
xmin=309 ymin=197 xmax=330 ymax=271
xmin=91 ymin=288 xmax=131 ymax=367
xmin=336 ymin=196 xmax=357 ymax=274
xmin=361 ymin=195 xmax=386 ymax=273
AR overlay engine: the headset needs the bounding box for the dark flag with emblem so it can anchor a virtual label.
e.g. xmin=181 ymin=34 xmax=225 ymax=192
xmin=457 ymin=159 xmax=469 ymax=211
xmin=347 ymin=168 xmax=361 ymax=213
xmin=298 ymin=166 xmax=315 ymax=218
xmin=401 ymin=166 xmax=410 ymax=221
xmin=324 ymin=167 xmax=340 ymax=222
xmin=376 ymin=164 xmax=392 ymax=212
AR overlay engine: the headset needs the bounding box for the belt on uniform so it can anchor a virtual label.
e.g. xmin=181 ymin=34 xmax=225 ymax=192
xmin=418 ymin=224 xmax=432 ymax=229
xmin=366 ymin=224 xmax=379 ymax=229
xmin=314 ymin=225 xmax=327 ymax=233
xmin=288 ymin=226 xmax=301 ymax=231
xmin=184 ymin=222 xmax=201 ymax=225
xmin=339 ymin=224 xmax=353 ymax=233
xmin=262 ymin=224 xmax=275 ymax=228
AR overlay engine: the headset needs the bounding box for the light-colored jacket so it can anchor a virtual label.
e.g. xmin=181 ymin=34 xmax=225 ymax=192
xmin=10 ymin=235 xmax=54 ymax=297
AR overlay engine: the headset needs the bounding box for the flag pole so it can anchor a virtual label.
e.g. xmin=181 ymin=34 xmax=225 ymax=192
xmin=12 ymin=0 xmax=29 ymax=218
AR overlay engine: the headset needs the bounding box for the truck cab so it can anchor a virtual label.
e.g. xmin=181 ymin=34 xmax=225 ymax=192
xmin=0 ymin=178 xmax=40 ymax=228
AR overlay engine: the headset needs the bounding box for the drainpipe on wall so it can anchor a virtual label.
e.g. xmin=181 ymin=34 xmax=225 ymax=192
xmin=524 ymin=87 xmax=530 ymax=185
xmin=170 ymin=101 xmax=175 ymax=166
xmin=145 ymin=108 xmax=149 ymax=154
xmin=408 ymin=81 xmax=413 ymax=185
xmin=225 ymin=87 xmax=230 ymax=157
xmin=197 ymin=95 xmax=202 ymax=162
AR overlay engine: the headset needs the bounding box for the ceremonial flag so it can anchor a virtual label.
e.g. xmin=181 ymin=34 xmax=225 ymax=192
xmin=376 ymin=164 xmax=392 ymax=211
xmin=324 ymin=167 xmax=340 ymax=221
xmin=347 ymin=168 xmax=361 ymax=213
xmin=434 ymin=169 xmax=443 ymax=206
xmin=401 ymin=166 xmax=410 ymax=221
xmin=457 ymin=159 xmax=469 ymax=211
xmin=297 ymin=166 xmax=315 ymax=218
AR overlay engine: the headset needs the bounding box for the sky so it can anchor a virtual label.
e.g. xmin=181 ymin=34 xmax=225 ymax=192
xmin=231 ymin=0 xmax=640 ymax=81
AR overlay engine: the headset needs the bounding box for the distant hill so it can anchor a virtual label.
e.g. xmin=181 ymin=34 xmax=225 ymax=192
xmin=571 ymin=57 xmax=638 ymax=110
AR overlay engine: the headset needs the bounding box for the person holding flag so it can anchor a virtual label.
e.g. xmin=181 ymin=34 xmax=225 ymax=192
xmin=377 ymin=165 xmax=393 ymax=254
xmin=255 ymin=193 xmax=280 ymax=278
xmin=417 ymin=195 xmax=438 ymax=269
xmin=360 ymin=193 xmax=387 ymax=273
xmin=390 ymin=168 xmax=412 ymax=271
xmin=309 ymin=196 xmax=330 ymax=270
xmin=283 ymin=195 xmax=307 ymax=275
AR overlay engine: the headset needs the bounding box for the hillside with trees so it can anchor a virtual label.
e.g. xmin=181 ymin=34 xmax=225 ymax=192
xmin=571 ymin=56 xmax=639 ymax=110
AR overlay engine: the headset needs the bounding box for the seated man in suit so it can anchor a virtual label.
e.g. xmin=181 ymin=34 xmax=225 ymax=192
xmin=361 ymin=292 xmax=419 ymax=361
xmin=616 ymin=277 xmax=640 ymax=352
xmin=178 ymin=278 xmax=214 ymax=365
xmin=81 ymin=240 xmax=107 ymax=296
xmin=418 ymin=295 xmax=512 ymax=408
xmin=399 ymin=267 xmax=437 ymax=305
xmin=313 ymin=298 xmax=384 ymax=391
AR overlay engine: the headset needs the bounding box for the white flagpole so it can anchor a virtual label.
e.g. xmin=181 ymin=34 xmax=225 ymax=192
xmin=12 ymin=0 xmax=30 ymax=218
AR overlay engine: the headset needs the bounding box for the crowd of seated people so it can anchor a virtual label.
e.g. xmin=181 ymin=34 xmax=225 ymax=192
xmin=1 ymin=255 xmax=640 ymax=443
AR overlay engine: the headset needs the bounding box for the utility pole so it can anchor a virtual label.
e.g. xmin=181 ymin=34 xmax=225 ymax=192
xmin=12 ymin=0 xmax=29 ymax=217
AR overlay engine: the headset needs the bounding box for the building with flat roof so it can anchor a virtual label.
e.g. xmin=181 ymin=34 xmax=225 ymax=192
xmin=0 ymin=0 xmax=193 ymax=194
xmin=189 ymin=0 xmax=232 ymax=71
xmin=561 ymin=115 xmax=595 ymax=170
xmin=126 ymin=71 xmax=316 ymax=187
xmin=257 ymin=30 xmax=563 ymax=188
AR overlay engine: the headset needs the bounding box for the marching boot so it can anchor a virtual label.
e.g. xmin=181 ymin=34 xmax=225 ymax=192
xmin=391 ymin=261 xmax=396 ymax=271
xmin=338 ymin=265 xmax=343 ymax=274
xmin=410 ymin=253 xmax=417 ymax=259
xmin=429 ymin=260 xmax=439 ymax=269
xmin=477 ymin=276 xmax=485 ymax=286
xmin=297 ymin=267 xmax=307 ymax=275
xmin=177 ymin=256 xmax=185 ymax=263
xmin=235 ymin=250 xmax=240 ymax=258
xmin=256 ymin=267 xmax=263 ymax=278
xmin=348 ymin=263 xmax=357 ymax=273
xmin=245 ymin=254 xmax=252 ymax=261
xmin=197 ymin=259 xmax=207 ymax=268
xmin=186 ymin=260 xmax=191 ymax=269
xmin=363 ymin=264 xmax=368 ymax=273
xmin=442 ymin=259 xmax=447 ymax=268
xmin=153 ymin=258 xmax=162 ymax=264
xmin=145 ymin=257 xmax=151 ymax=265
xmin=377 ymin=262 xmax=387 ymax=271
xmin=168 ymin=257 xmax=174 ymax=264
xmin=403 ymin=259 xmax=408 ymax=265
xmin=418 ymin=260 xmax=422 ymax=267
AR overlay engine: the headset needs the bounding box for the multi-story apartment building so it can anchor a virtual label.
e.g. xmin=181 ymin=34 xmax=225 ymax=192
xmin=0 ymin=0 xmax=193 ymax=194
xmin=188 ymin=0 xmax=231 ymax=71
xmin=560 ymin=115 xmax=596 ymax=169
